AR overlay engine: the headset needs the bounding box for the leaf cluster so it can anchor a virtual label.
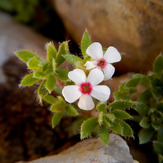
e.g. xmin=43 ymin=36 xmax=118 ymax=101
xmin=15 ymin=30 xmax=134 ymax=149
xmin=80 ymin=100 xmax=133 ymax=145
xmin=115 ymin=55 xmax=163 ymax=162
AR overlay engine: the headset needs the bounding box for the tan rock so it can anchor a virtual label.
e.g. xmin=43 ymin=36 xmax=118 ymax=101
xmin=54 ymin=0 xmax=163 ymax=73
xmin=19 ymin=134 xmax=138 ymax=163
xmin=0 ymin=11 xmax=51 ymax=83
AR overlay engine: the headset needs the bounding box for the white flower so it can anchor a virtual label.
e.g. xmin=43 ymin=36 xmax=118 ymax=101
xmin=62 ymin=68 xmax=110 ymax=110
xmin=84 ymin=42 xmax=121 ymax=81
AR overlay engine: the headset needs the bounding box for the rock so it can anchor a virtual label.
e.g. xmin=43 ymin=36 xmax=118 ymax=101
xmin=20 ymin=134 xmax=138 ymax=163
xmin=0 ymin=11 xmax=50 ymax=83
xmin=54 ymin=0 xmax=163 ymax=73
xmin=0 ymin=12 xmax=80 ymax=163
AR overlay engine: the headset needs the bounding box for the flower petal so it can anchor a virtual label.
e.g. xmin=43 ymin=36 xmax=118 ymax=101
xmin=84 ymin=61 xmax=97 ymax=70
xmin=62 ymin=85 xmax=81 ymax=103
xmin=104 ymin=46 xmax=121 ymax=63
xmin=87 ymin=68 xmax=104 ymax=86
xmin=91 ymin=85 xmax=110 ymax=101
xmin=68 ymin=69 xmax=86 ymax=84
xmin=103 ymin=64 xmax=115 ymax=81
xmin=78 ymin=95 xmax=94 ymax=110
xmin=86 ymin=42 xmax=103 ymax=59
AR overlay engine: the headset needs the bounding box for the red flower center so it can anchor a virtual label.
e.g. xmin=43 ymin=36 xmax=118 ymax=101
xmin=97 ymin=58 xmax=107 ymax=69
xmin=80 ymin=82 xmax=92 ymax=95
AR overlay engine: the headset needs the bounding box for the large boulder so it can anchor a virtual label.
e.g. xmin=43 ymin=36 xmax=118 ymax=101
xmin=54 ymin=0 xmax=163 ymax=73
xmin=20 ymin=134 xmax=138 ymax=163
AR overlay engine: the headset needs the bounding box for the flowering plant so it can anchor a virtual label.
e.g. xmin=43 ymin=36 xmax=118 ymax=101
xmin=15 ymin=30 xmax=133 ymax=145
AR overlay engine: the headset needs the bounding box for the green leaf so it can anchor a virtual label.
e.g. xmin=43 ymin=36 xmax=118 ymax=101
xmin=108 ymin=100 xmax=134 ymax=110
xmin=110 ymin=121 xmax=123 ymax=135
xmin=98 ymin=112 xmax=104 ymax=125
xmin=133 ymin=74 xmax=150 ymax=87
xmin=99 ymin=125 xmax=109 ymax=145
xmin=15 ymin=50 xmax=39 ymax=63
xmin=55 ymin=69 xmax=68 ymax=81
xmin=63 ymin=54 xmax=83 ymax=65
xmin=105 ymin=113 xmax=115 ymax=122
xmin=139 ymin=128 xmax=155 ymax=144
xmin=50 ymin=96 xmax=65 ymax=112
xmin=135 ymin=102 xmax=149 ymax=115
xmin=112 ymin=110 xmax=131 ymax=120
xmin=103 ymin=118 xmax=111 ymax=127
xmin=157 ymin=128 xmax=163 ymax=142
xmin=38 ymin=80 xmax=48 ymax=104
xmin=34 ymin=70 xmax=46 ymax=79
xmin=153 ymin=54 xmax=163 ymax=73
xmin=56 ymin=41 xmax=69 ymax=67
xmin=138 ymin=89 xmax=152 ymax=103
xmin=80 ymin=117 xmax=98 ymax=139
xmin=120 ymin=121 xmax=133 ymax=137
xmin=50 ymin=103 xmax=64 ymax=112
xmin=43 ymin=95 xmax=57 ymax=104
xmin=139 ymin=117 xmax=151 ymax=128
xmin=52 ymin=112 xmax=63 ymax=128
xmin=96 ymin=102 xmax=107 ymax=113
xmin=45 ymin=74 xmax=56 ymax=93
xmin=125 ymin=77 xmax=140 ymax=87
xmin=81 ymin=29 xmax=92 ymax=58
xmin=27 ymin=57 xmax=40 ymax=69
xmin=52 ymin=58 xmax=56 ymax=72
xmin=66 ymin=105 xmax=78 ymax=116
xmin=153 ymin=141 xmax=163 ymax=155
xmin=113 ymin=92 xmax=120 ymax=101
xmin=46 ymin=42 xmax=57 ymax=63
xmin=20 ymin=74 xmax=39 ymax=86
xmin=157 ymin=102 xmax=163 ymax=113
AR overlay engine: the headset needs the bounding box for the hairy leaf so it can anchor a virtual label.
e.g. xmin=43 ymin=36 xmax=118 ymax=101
xmin=135 ymin=102 xmax=149 ymax=115
xmin=63 ymin=54 xmax=83 ymax=65
xmin=66 ymin=105 xmax=78 ymax=116
xmin=139 ymin=128 xmax=155 ymax=144
xmin=98 ymin=112 xmax=104 ymax=125
xmin=55 ymin=69 xmax=68 ymax=81
xmin=139 ymin=117 xmax=151 ymax=128
xmin=81 ymin=29 xmax=92 ymax=58
xmin=15 ymin=50 xmax=39 ymax=63
xmin=56 ymin=41 xmax=69 ymax=67
xmin=20 ymin=74 xmax=39 ymax=86
xmin=34 ymin=70 xmax=46 ymax=79
xmin=81 ymin=117 xmax=98 ymax=139
xmin=43 ymin=95 xmax=57 ymax=104
xmin=138 ymin=90 xmax=152 ymax=103
xmin=112 ymin=110 xmax=131 ymax=120
xmin=120 ymin=121 xmax=133 ymax=137
xmin=96 ymin=102 xmax=107 ymax=113
xmin=27 ymin=57 xmax=40 ymax=69
xmin=38 ymin=80 xmax=48 ymax=104
xmin=45 ymin=74 xmax=56 ymax=93
xmin=153 ymin=141 xmax=163 ymax=155
xmin=125 ymin=77 xmax=140 ymax=87
xmin=46 ymin=42 xmax=57 ymax=63
xmin=110 ymin=121 xmax=123 ymax=135
xmin=153 ymin=55 xmax=163 ymax=73
xmin=99 ymin=125 xmax=109 ymax=145
xmin=52 ymin=112 xmax=63 ymax=128
xmin=108 ymin=100 xmax=134 ymax=110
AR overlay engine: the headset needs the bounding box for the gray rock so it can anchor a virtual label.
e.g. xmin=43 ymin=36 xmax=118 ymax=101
xmin=54 ymin=0 xmax=163 ymax=73
xmin=0 ymin=11 xmax=50 ymax=83
xmin=21 ymin=134 xmax=138 ymax=163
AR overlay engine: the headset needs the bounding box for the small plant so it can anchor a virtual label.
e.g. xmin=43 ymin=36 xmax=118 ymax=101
xmin=15 ymin=30 xmax=134 ymax=146
xmin=115 ymin=55 xmax=163 ymax=162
